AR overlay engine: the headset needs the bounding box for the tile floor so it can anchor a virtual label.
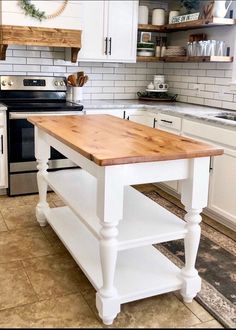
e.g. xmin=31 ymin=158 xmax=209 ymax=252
xmin=0 ymin=191 xmax=224 ymax=328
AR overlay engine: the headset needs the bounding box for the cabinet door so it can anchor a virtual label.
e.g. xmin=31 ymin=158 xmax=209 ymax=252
xmin=107 ymin=1 xmax=138 ymax=62
xmin=208 ymin=148 xmax=236 ymax=226
xmin=0 ymin=127 xmax=7 ymax=188
xmin=85 ymin=109 xmax=125 ymax=118
xmin=79 ymin=1 xmax=107 ymax=61
xmin=126 ymin=114 xmax=154 ymax=127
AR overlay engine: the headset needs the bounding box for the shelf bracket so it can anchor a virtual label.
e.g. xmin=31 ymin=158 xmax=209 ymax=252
xmin=0 ymin=44 xmax=8 ymax=60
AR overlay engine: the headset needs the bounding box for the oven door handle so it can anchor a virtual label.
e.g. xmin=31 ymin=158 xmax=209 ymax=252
xmin=9 ymin=112 xmax=84 ymax=119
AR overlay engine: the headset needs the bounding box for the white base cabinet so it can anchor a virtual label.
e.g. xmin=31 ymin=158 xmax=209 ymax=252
xmin=84 ymin=109 xmax=125 ymax=118
xmin=125 ymin=109 xmax=156 ymax=127
xmin=182 ymin=119 xmax=236 ymax=230
xmin=0 ymin=112 xmax=7 ymax=188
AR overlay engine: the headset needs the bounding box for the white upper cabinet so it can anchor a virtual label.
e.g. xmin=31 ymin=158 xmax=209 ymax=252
xmin=79 ymin=0 xmax=138 ymax=63
xmin=106 ymin=1 xmax=138 ymax=62
xmin=79 ymin=1 xmax=107 ymax=61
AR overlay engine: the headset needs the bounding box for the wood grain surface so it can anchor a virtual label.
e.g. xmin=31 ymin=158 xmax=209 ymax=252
xmin=28 ymin=115 xmax=223 ymax=166
xmin=0 ymin=25 xmax=81 ymax=62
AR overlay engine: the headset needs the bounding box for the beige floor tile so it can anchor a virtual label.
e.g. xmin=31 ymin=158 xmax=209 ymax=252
xmin=83 ymin=291 xmax=202 ymax=328
xmin=0 ymin=213 xmax=7 ymax=232
xmin=0 ymin=261 xmax=38 ymax=311
xmin=174 ymin=292 xmax=214 ymax=323
xmin=0 ymin=195 xmax=26 ymax=208
xmin=1 ymin=205 xmax=38 ymax=230
xmin=0 ymin=293 xmax=102 ymax=328
xmin=190 ymin=319 xmax=224 ymax=328
xmin=22 ymin=254 xmax=85 ymax=300
xmin=41 ymin=225 xmax=69 ymax=254
xmin=0 ymin=227 xmax=56 ymax=264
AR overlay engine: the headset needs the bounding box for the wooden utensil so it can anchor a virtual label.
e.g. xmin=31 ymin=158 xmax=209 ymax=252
xmin=77 ymin=71 xmax=84 ymax=85
xmin=78 ymin=75 xmax=84 ymax=87
xmin=68 ymin=74 xmax=77 ymax=86
xmin=83 ymin=75 xmax=88 ymax=85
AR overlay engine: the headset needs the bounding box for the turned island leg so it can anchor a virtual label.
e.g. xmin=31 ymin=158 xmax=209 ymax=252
xmin=180 ymin=157 xmax=210 ymax=303
xmin=35 ymin=127 xmax=50 ymax=227
xmin=95 ymin=167 xmax=123 ymax=325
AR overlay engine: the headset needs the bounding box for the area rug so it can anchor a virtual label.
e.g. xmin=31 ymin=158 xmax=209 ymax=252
xmin=144 ymin=190 xmax=236 ymax=329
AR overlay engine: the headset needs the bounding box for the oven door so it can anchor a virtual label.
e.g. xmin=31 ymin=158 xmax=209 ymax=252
xmin=8 ymin=111 xmax=80 ymax=195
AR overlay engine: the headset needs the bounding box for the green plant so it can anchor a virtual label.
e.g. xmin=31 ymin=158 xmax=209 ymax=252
xmin=180 ymin=0 xmax=201 ymax=12
xmin=18 ymin=0 xmax=46 ymax=21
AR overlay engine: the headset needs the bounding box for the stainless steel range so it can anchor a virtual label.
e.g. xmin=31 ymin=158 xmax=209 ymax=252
xmin=0 ymin=75 xmax=84 ymax=196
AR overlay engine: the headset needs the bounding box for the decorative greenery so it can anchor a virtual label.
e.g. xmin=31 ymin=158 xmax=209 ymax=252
xmin=18 ymin=0 xmax=46 ymax=21
xmin=180 ymin=0 xmax=201 ymax=13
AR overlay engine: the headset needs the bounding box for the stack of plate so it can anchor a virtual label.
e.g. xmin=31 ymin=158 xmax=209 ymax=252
xmin=165 ymin=46 xmax=186 ymax=56
xmin=137 ymin=42 xmax=155 ymax=57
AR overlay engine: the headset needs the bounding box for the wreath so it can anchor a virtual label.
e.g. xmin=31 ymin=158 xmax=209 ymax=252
xmin=18 ymin=0 xmax=68 ymax=21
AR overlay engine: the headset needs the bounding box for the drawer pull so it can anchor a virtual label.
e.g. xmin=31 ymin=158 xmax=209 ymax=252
xmin=153 ymin=118 xmax=157 ymax=128
xmin=161 ymin=119 xmax=173 ymax=124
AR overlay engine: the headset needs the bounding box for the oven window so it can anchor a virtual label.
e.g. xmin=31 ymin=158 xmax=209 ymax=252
xmin=9 ymin=119 xmax=65 ymax=163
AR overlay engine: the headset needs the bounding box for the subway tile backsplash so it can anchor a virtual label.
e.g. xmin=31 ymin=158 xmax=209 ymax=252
xmin=1 ymin=45 xmax=236 ymax=110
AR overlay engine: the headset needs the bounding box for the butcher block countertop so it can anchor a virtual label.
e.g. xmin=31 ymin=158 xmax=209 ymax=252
xmin=28 ymin=114 xmax=223 ymax=166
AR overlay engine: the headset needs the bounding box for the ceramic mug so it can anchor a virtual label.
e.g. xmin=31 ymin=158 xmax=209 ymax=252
xmin=154 ymin=82 xmax=169 ymax=90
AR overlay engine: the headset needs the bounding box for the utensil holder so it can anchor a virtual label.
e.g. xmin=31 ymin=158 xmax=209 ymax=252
xmin=72 ymin=87 xmax=83 ymax=102
xmin=66 ymin=86 xmax=73 ymax=102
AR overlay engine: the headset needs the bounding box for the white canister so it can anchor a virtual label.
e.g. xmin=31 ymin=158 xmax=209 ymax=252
xmin=152 ymin=8 xmax=165 ymax=25
xmin=66 ymin=86 xmax=73 ymax=102
xmin=138 ymin=5 xmax=149 ymax=24
xmin=154 ymin=75 xmax=165 ymax=84
xmin=169 ymin=10 xmax=179 ymax=24
xmin=72 ymin=87 xmax=83 ymax=102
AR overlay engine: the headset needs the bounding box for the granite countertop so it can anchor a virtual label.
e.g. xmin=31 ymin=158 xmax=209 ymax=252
xmin=82 ymin=100 xmax=236 ymax=129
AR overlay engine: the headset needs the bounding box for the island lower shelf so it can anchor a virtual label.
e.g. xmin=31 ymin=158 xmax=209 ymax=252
xmin=45 ymin=205 xmax=183 ymax=303
xmin=43 ymin=169 xmax=187 ymax=251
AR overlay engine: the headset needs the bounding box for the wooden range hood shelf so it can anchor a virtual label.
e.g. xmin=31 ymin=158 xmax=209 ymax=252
xmin=0 ymin=25 xmax=82 ymax=62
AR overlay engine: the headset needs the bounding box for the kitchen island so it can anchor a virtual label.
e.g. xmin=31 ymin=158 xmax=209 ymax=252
xmin=28 ymin=114 xmax=223 ymax=325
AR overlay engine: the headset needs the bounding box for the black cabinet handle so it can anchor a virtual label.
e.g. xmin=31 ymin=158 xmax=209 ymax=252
xmin=104 ymin=37 xmax=108 ymax=55
xmin=109 ymin=37 xmax=112 ymax=55
xmin=161 ymin=119 xmax=173 ymax=124
xmin=153 ymin=118 xmax=157 ymax=128
xmin=0 ymin=135 xmax=3 ymax=155
xmin=209 ymin=156 xmax=214 ymax=172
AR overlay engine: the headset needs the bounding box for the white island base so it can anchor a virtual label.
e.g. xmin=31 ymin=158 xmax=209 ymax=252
xmin=33 ymin=123 xmax=213 ymax=325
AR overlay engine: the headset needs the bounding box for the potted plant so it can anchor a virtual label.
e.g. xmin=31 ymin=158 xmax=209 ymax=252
xmin=180 ymin=0 xmax=201 ymax=13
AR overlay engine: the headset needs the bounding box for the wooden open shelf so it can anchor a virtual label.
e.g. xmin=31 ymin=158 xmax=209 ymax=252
xmin=138 ymin=17 xmax=236 ymax=33
xmin=137 ymin=56 xmax=233 ymax=63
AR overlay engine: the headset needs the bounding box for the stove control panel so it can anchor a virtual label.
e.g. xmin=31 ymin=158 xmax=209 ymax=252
xmin=0 ymin=76 xmax=67 ymax=91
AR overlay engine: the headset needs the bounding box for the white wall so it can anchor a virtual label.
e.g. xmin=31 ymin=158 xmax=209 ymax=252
xmin=1 ymin=0 xmax=83 ymax=29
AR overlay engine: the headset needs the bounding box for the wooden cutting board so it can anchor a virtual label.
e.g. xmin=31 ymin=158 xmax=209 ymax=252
xmin=28 ymin=114 xmax=223 ymax=166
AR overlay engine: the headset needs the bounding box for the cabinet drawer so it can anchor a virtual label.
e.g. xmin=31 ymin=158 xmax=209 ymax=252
xmin=158 ymin=114 xmax=181 ymax=131
xmin=182 ymin=119 xmax=236 ymax=148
